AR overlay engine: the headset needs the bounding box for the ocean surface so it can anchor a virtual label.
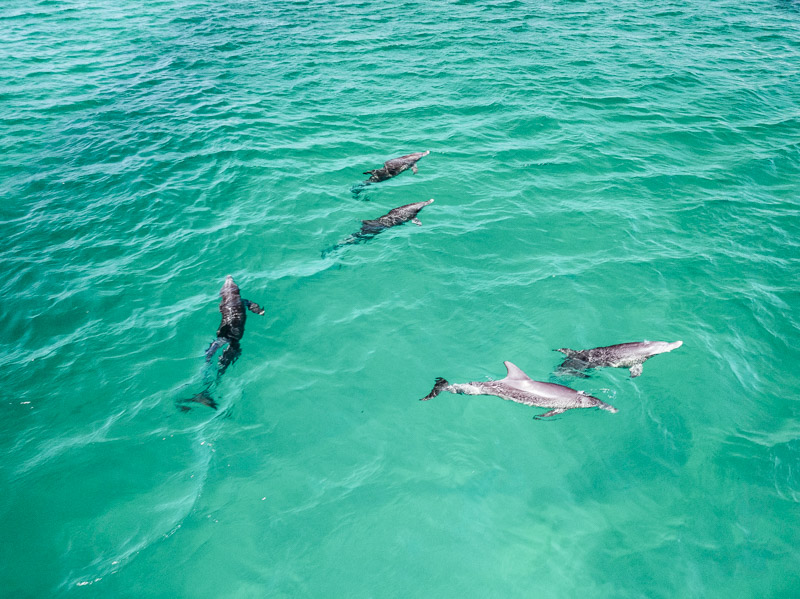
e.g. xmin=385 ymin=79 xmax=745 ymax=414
xmin=2 ymin=0 xmax=800 ymax=596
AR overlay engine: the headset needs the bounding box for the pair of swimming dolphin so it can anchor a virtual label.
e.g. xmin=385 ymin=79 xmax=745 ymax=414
xmin=327 ymin=151 xmax=434 ymax=254
xmin=421 ymin=341 xmax=683 ymax=419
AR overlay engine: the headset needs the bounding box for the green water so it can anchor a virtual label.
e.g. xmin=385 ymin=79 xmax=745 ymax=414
xmin=2 ymin=0 xmax=800 ymax=596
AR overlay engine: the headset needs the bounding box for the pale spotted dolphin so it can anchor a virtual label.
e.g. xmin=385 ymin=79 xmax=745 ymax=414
xmin=555 ymin=340 xmax=683 ymax=378
xmin=421 ymin=361 xmax=617 ymax=419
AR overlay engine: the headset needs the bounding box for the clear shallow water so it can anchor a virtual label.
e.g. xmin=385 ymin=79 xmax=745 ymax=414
xmin=2 ymin=0 xmax=800 ymax=596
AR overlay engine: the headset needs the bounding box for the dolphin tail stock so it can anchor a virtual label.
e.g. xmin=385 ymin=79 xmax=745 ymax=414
xmin=421 ymin=377 xmax=449 ymax=401
xmin=322 ymin=235 xmax=356 ymax=258
xmin=205 ymin=337 xmax=227 ymax=361
xmin=217 ymin=343 xmax=242 ymax=378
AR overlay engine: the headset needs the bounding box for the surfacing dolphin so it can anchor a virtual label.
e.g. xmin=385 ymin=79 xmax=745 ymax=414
xmin=363 ymin=151 xmax=430 ymax=184
xmin=420 ymin=361 xmax=617 ymax=419
xmin=555 ymin=340 xmax=683 ymax=378
xmin=323 ymin=199 xmax=434 ymax=256
xmin=181 ymin=275 xmax=265 ymax=410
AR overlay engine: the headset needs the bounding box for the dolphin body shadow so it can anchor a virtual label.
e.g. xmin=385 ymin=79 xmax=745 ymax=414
xmin=421 ymin=361 xmax=617 ymax=419
xmin=323 ymin=199 xmax=435 ymax=257
xmin=555 ymin=340 xmax=683 ymax=378
xmin=178 ymin=275 xmax=265 ymax=411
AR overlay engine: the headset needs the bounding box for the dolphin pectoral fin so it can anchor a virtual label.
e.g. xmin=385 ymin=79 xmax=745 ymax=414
xmin=244 ymin=300 xmax=265 ymax=315
xmin=536 ymin=408 xmax=567 ymax=419
xmin=412 ymin=164 xmax=418 ymax=174
xmin=412 ymin=218 xmax=422 ymax=226
xmin=630 ymin=364 xmax=643 ymax=378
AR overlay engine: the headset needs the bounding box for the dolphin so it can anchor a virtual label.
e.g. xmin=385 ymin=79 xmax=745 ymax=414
xmin=420 ymin=361 xmax=617 ymax=419
xmin=363 ymin=151 xmax=430 ymax=184
xmin=181 ymin=276 xmax=265 ymax=410
xmin=555 ymin=340 xmax=683 ymax=378
xmin=323 ymin=199 xmax=434 ymax=255
xmin=206 ymin=275 xmax=265 ymax=376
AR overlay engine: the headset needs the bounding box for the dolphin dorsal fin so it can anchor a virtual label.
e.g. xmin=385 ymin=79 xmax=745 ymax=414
xmin=502 ymin=361 xmax=533 ymax=382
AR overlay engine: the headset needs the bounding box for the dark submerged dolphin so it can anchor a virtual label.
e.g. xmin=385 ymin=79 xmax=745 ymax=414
xmin=555 ymin=340 xmax=683 ymax=378
xmin=363 ymin=151 xmax=430 ymax=184
xmin=182 ymin=276 xmax=265 ymax=410
xmin=421 ymin=361 xmax=617 ymax=419
xmin=207 ymin=275 xmax=265 ymax=376
xmin=323 ymin=199 xmax=434 ymax=255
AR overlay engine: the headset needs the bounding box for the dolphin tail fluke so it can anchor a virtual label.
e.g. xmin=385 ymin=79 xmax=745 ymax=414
xmin=179 ymin=387 xmax=218 ymax=411
xmin=421 ymin=377 xmax=449 ymax=401
xmin=351 ymin=182 xmax=371 ymax=196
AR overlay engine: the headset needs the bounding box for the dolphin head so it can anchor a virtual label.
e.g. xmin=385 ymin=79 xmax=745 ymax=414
xmin=644 ymin=340 xmax=683 ymax=355
xmin=221 ymin=275 xmax=240 ymax=297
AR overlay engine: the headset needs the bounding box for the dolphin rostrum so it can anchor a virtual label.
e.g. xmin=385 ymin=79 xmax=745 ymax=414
xmin=182 ymin=275 xmax=265 ymax=410
xmin=323 ymin=199 xmax=434 ymax=255
xmin=555 ymin=340 xmax=683 ymax=378
xmin=363 ymin=151 xmax=430 ymax=184
xmin=420 ymin=361 xmax=617 ymax=419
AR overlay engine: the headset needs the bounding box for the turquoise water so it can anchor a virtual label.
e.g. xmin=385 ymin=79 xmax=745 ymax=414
xmin=2 ymin=0 xmax=800 ymax=596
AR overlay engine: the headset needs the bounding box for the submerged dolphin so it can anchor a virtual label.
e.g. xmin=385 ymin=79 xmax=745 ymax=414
xmin=182 ymin=276 xmax=265 ymax=410
xmin=363 ymin=151 xmax=430 ymax=183
xmin=555 ymin=340 xmax=683 ymax=378
xmin=323 ymin=199 xmax=434 ymax=255
xmin=420 ymin=361 xmax=617 ymax=419
xmin=207 ymin=275 xmax=265 ymax=376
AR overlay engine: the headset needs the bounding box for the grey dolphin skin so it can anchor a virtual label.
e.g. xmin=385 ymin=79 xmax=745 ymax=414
xmin=359 ymin=198 xmax=434 ymax=235
xmin=555 ymin=340 xmax=683 ymax=378
xmin=420 ymin=361 xmax=617 ymax=419
xmin=323 ymin=199 xmax=434 ymax=255
xmin=184 ymin=276 xmax=265 ymax=410
xmin=363 ymin=151 xmax=430 ymax=183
